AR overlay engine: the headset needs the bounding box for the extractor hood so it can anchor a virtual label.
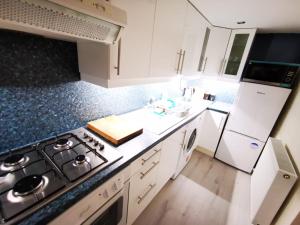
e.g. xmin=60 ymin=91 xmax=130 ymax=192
xmin=0 ymin=0 xmax=127 ymax=44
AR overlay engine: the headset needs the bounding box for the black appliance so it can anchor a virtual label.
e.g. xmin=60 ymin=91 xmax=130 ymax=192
xmin=242 ymin=60 xmax=300 ymax=88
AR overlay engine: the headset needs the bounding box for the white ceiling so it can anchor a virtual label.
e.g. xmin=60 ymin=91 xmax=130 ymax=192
xmin=190 ymin=0 xmax=300 ymax=32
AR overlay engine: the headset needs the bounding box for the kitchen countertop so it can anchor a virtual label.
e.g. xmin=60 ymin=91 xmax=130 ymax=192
xmin=17 ymin=100 xmax=212 ymax=225
xmin=207 ymin=101 xmax=233 ymax=114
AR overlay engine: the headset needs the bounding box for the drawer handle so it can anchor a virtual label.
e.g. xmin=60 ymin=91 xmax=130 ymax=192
xmin=140 ymin=161 xmax=159 ymax=179
xmin=137 ymin=183 xmax=156 ymax=204
xmin=141 ymin=149 xmax=161 ymax=165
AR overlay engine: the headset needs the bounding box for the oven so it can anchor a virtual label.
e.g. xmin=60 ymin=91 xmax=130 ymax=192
xmin=49 ymin=169 xmax=129 ymax=225
xmin=82 ymin=181 xmax=129 ymax=225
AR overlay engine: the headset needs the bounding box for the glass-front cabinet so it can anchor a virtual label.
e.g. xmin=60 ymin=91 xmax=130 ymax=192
xmin=199 ymin=26 xmax=231 ymax=76
xmin=221 ymin=29 xmax=256 ymax=80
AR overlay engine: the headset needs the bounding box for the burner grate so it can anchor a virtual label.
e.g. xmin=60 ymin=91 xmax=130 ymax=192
xmin=42 ymin=133 xmax=108 ymax=182
xmin=0 ymin=168 xmax=65 ymax=221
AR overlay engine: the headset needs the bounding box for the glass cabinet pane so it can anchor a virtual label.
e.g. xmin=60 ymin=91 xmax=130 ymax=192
xmin=225 ymin=34 xmax=249 ymax=75
xmin=198 ymin=27 xmax=210 ymax=71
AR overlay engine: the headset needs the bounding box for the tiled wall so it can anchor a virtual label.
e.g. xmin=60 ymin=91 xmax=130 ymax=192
xmin=0 ymin=30 xmax=238 ymax=153
xmin=0 ymin=30 xmax=180 ymax=152
xmin=186 ymin=78 xmax=240 ymax=103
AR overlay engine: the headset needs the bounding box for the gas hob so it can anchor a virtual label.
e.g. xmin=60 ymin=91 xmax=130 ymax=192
xmin=0 ymin=128 xmax=122 ymax=224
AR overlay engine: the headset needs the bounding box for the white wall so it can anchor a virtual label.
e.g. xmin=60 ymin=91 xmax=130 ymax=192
xmin=272 ymin=81 xmax=300 ymax=225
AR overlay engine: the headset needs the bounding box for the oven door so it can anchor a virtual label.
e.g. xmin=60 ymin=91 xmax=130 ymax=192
xmin=82 ymin=181 xmax=129 ymax=225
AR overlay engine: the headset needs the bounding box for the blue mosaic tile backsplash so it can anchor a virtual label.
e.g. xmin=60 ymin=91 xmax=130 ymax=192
xmin=186 ymin=78 xmax=239 ymax=103
xmin=0 ymin=30 xmax=180 ymax=153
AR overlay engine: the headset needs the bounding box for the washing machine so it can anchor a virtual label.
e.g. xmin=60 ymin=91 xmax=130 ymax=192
xmin=172 ymin=115 xmax=200 ymax=179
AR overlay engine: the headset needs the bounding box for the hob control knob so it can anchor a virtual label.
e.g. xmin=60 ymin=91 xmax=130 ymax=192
xmin=112 ymin=182 xmax=118 ymax=192
xmin=83 ymin=133 xmax=88 ymax=139
xmin=93 ymin=140 xmax=99 ymax=146
xmin=88 ymin=137 xmax=93 ymax=142
xmin=102 ymin=190 xmax=109 ymax=199
xmin=99 ymin=144 xmax=105 ymax=150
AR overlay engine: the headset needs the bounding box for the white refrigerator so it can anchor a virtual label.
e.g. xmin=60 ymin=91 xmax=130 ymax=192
xmin=215 ymin=82 xmax=291 ymax=173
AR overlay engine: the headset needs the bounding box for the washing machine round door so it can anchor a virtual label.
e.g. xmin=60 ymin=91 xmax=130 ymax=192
xmin=186 ymin=128 xmax=197 ymax=153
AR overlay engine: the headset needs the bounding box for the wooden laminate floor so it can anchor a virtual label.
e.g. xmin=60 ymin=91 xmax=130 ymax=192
xmin=133 ymin=151 xmax=251 ymax=225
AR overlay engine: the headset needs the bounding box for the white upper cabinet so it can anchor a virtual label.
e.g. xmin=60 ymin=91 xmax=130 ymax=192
xmin=78 ymin=0 xmax=157 ymax=87
xmin=110 ymin=0 xmax=157 ymax=79
xmin=149 ymin=0 xmax=188 ymax=77
xmin=221 ymin=29 xmax=256 ymax=80
xmin=200 ymin=27 xmax=231 ymax=76
xmin=77 ymin=0 xmax=257 ymax=87
xmin=180 ymin=4 xmax=209 ymax=76
xmin=200 ymin=28 xmax=256 ymax=82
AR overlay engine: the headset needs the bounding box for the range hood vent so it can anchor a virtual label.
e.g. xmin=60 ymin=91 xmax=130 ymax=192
xmin=0 ymin=0 xmax=127 ymax=44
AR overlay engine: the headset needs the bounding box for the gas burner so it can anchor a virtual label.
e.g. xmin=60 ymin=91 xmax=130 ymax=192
xmin=0 ymin=128 xmax=122 ymax=223
xmin=73 ymin=155 xmax=89 ymax=166
xmin=1 ymin=154 xmax=29 ymax=171
xmin=54 ymin=138 xmax=73 ymax=150
xmin=13 ymin=175 xmax=44 ymax=197
xmin=4 ymin=154 xmax=25 ymax=166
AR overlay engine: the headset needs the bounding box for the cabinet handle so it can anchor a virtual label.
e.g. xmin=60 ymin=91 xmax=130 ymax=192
xmin=180 ymin=130 xmax=187 ymax=148
xmin=202 ymin=57 xmax=208 ymax=72
xmin=176 ymin=49 xmax=183 ymax=74
xmin=114 ymin=38 xmax=121 ymax=75
xmin=140 ymin=161 xmax=159 ymax=179
xmin=141 ymin=149 xmax=161 ymax=165
xmin=137 ymin=183 xmax=156 ymax=204
xmin=179 ymin=50 xmax=186 ymax=74
xmin=218 ymin=59 xmax=224 ymax=74
xmin=222 ymin=59 xmax=227 ymax=74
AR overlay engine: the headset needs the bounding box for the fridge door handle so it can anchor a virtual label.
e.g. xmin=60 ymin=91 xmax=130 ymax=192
xmin=218 ymin=117 xmax=225 ymax=131
xmin=250 ymin=142 xmax=259 ymax=149
xmin=227 ymin=130 xmax=263 ymax=142
xmin=256 ymin=91 xmax=266 ymax=95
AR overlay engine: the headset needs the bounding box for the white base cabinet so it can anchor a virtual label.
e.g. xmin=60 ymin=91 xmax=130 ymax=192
xmin=127 ymin=126 xmax=186 ymax=225
xmin=197 ymin=110 xmax=227 ymax=156
xmin=156 ymin=126 xmax=186 ymax=190
xmin=127 ymin=143 xmax=162 ymax=225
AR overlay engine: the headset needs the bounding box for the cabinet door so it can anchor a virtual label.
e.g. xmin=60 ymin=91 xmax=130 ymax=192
xmin=128 ymin=162 xmax=160 ymax=225
xmin=150 ymin=0 xmax=187 ymax=77
xmin=222 ymin=29 xmax=256 ymax=80
xmin=180 ymin=3 xmax=208 ymax=76
xmin=110 ymin=0 xmax=156 ymax=79
xmin=197 ymin=110 xmax=227 ymax=156
xmin=200 ymin=27 xmax=231 ymax=75
xmin=156 ymin=127 xmax=185 ymax=191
